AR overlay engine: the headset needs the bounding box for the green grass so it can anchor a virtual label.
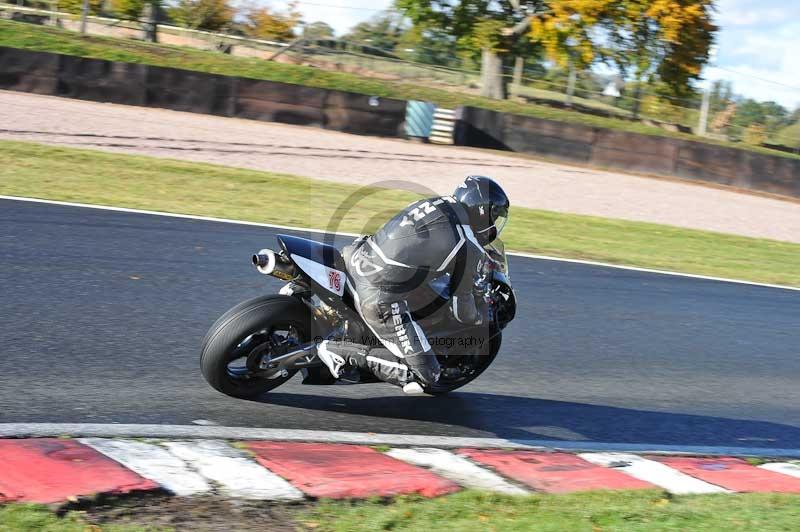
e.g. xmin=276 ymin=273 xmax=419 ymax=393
xmin=301 ymin=490 xmax=800 ymax=532
xmin=0 ymin=504 xmax=160 ymax=531
xmin=514 ymin=84 xmax=632 ymax=117
xmin=7 ymin=491 xmax=800 ymax=531
xmin=772 ymin=122 xmax=800 ymax=149
xmin=1 ymin=19 xmax=798 ymax=161
xmin=2 ymin=140 xmax=799 ymax=286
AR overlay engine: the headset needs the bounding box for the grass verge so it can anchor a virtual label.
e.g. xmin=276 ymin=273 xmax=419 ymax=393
xmin=4 ymin=490 xmax=800 ymax=531
xmin=302 ymin=490 xmax=800 ymax=532
xmin=0 ymin=503 xmax=155 ymax=531
xmin=0 ymin=19 xmax=797 ymax=161
xmin=1 ymin=140 xmax=799 ymax=287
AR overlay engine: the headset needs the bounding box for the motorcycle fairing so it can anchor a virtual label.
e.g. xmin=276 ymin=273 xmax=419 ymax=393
xmin=277 ymin=234 xmax=350 ymax=300
xmin=292 ymin=255 xmax=345 ymax=296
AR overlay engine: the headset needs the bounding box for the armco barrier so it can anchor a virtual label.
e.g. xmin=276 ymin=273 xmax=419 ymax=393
xmin=0 ymin=46 xmax=58 ymax=94
xmin=0 ymin=46 xmax=406 ymax=137
xmin=235 ymin=78 xmax=326 ymax=126
xmin=145 ymin=66 xmax=234 ymax=116
xmin=454 ymin=106 xmax=800 ymax=198
xmin=58 ymin=55 xmax=146 ymax=106
xmin=591 ymin=129 xmax=678 ymax=176
xmin=506 ymin=111 xmax=594 ymax=162
xmin=323 ymin=92 xmax=406 ymax=137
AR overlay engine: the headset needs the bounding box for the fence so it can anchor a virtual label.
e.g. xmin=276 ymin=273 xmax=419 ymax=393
xmin=2 ymin=1 xmax=798 ymax=151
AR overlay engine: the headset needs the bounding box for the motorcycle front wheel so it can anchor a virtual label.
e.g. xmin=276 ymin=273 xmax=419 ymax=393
xmin=424 ymin=332 xmax=501 ymax=395
xmin=200 ymin=295 xmax=312 ymax=399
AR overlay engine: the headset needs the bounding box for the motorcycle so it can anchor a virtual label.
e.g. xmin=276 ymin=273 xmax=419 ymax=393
xmin=200 ymin=233 xmax=516 ymax=398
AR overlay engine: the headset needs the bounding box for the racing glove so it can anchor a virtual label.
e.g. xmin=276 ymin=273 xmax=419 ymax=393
xmin=451 ymin=291 xmax=484 ymax=326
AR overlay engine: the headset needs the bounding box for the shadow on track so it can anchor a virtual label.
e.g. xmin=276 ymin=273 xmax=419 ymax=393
xmin=252 ymin=391 xmax=800 ymax=449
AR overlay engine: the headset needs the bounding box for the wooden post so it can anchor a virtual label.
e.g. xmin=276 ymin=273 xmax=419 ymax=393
xmin=565 ymin=62 xmax=576 ymax=107
xmin=512 ymin=56 xmax=524 ymax=95
xmin=142 ymin=2 xmax=157 ymax=43
xmin=697 ymin=87 xmax=710 ymax=136
xmin=79 ymin=0 xmax=89 ymax=34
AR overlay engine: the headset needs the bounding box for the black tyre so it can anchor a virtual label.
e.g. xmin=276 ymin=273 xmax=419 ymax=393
xmin=424 ymin=333 xmax=501 ymax=395
xmin=201 ymin=295 xmax=312 ymax=399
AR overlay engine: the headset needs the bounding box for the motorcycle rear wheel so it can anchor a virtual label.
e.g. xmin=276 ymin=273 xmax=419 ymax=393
xmin=200 ymin=295 xmax=312 ymax=399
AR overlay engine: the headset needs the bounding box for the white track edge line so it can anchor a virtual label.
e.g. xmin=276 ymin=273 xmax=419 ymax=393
xmin=2 ymin=424 xmax=800 ymax=458
xmin=0 ymin=194 xmax=359 ymax=237
xmin=2 ymin=195 xmax=797 ymax=292
xmin=505 ymin=252 xmax=800 ymax=291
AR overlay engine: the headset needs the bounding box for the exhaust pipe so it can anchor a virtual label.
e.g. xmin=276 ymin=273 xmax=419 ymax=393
xmin=252 ymin=249 xmax=297 ymax=280
xmin=253 ymin=248 xmax=276 ymax=274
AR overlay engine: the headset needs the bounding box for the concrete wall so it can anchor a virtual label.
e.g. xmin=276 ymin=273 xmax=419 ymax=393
xmin=455 ymin=107 xmax=800 ymax=198
xmin=0 ymin=47 xmax=407 ymax=138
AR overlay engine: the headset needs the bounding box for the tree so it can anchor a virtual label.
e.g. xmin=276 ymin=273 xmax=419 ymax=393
xmin=240 ymin=2 xmax=301 ymax=41
xmin=732 ymin=99 xmax=789 ymax=132
xmin=523 ymin=1 xmax=716 ymax=114
xmin=710 ymin=101 xmax=736 ymax=132
xmin=343 ymin=13 xmax=405 ymax=52
xmin=168 ymin=0 xmax=234 ymax=30
xmin=396 ymin=0 xmax=717 ymax=102
xmin=109 ymin=0 xmax=150 ymax=19
xmin=709 ymin=79 xmax=733 ymax=114
xmin=396 ymin=24 xmax=460 ymax=67
xmin=58 ymin=0 xmax=103 ymax=15
xmin=598 ymin=0 xmax=717 ymax=116
xmin=302 ymin=21 xmax=335 ymax=41
xmin=527 ymin=1 xmax=609 ymax=70
xmin=742 ymin=123 xmax=766 ymax=145
xmin=395 ymin=0 xmax=548 ymax=99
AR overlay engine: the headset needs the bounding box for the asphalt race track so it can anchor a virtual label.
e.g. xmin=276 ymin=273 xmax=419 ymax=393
xmin=2 ymin=198 xmax=799 ymax=450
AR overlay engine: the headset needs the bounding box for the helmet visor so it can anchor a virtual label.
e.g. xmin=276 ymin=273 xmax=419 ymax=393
xmin=493 ymin=205 xmax=509 ymax=236
xmin=495 ymin=214 xmax=508 ymax=235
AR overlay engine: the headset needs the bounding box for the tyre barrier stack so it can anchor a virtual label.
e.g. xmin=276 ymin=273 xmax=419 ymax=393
xmin=429 ymin=107 xmax=456 ymax=145
xmin=404 ymin=101 xmax=456 ymax=144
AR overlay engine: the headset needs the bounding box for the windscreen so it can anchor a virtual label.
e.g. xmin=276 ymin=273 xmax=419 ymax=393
xmin=483 ymin=238 xmax=508 ymax=277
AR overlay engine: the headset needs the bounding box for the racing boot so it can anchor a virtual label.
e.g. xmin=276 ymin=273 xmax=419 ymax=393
xmin=316 ymin=340 xmax=373 ymax=381
xmin=402 ymin=381 xmax=425 ymax=395
xmin=316 ymin=340 xmax=347 ymax=378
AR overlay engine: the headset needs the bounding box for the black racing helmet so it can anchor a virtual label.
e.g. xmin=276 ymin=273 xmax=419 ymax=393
xmin=453 ymin=176 xmax=510 ymax=246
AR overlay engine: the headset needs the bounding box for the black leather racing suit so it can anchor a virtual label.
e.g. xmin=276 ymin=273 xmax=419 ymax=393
xmin=335 ymin=195 xmax=487 ymax=387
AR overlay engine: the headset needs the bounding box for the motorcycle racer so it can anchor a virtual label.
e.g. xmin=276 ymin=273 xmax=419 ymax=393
xmin=316 ymin=176 xmax=510 ymax=394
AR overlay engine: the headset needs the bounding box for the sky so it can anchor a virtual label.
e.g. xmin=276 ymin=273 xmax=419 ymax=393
xmin=273 ymin=0 xmax=800 ymax=110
